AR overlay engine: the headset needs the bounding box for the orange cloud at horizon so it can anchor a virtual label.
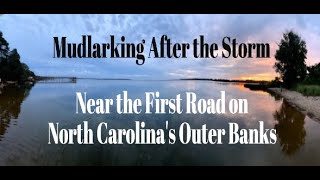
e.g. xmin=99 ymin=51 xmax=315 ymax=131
xmin=237 ymin=73 xmax=277 ymax=81
xmin=234 ymin=57 xmax=318 ymax=81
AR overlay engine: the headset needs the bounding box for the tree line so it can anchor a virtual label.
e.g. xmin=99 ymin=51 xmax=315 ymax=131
xmin=0 ymin=31 xmax=35 ymax=84
xmin=274 ymin=30 xmax=320 ymax=88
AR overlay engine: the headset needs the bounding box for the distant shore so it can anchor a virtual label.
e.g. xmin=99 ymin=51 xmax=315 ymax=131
xmin=269 ymin=88 xmax=320 ymax=120
xmin=180 ymin=78 xmax=267 ymax=84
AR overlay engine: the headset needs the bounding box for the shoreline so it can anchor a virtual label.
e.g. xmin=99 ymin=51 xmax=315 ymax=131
xmin=268 ymin=88 xmax=320 ymax=120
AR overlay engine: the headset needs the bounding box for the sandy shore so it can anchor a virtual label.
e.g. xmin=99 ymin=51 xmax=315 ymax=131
xmin=269 ymin=88 xmax=320 ymax=120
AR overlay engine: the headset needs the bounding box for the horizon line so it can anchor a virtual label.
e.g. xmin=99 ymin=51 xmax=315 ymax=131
xmin=35 ymin=75 xmax=271 ymax=82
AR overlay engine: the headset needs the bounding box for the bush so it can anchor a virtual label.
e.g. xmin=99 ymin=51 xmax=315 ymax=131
xmin=303 ymin=62 xmax=320 ymax=85
xmin=296 ymin=84 xmax=320 ymax=96
xmin=269 ymin=77 xmax=282 ymax=88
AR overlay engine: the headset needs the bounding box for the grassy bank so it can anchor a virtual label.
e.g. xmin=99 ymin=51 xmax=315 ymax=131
xmin=295 ymin=84 xmax=320 ymax=96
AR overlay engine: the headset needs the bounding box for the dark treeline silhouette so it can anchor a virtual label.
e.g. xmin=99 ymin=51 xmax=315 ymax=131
xmin=273 ymin=30 xmax=320 ymax=96
xmin=274 ymin=30 xmax=307 ymax=88
xmin=0 ymin=31 xmax=35 ymax=84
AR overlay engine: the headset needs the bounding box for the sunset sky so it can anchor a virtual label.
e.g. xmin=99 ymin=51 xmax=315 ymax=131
xmin=1 ymin=14 xmax=320 ymax=80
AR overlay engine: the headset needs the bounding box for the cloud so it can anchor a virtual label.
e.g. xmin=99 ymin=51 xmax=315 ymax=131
xmin=0 ymin=14 xmax=319 ymax=80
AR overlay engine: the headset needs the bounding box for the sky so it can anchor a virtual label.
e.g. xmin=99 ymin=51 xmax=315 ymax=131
xmin=0 ymin=14 xmax=320 ymax=80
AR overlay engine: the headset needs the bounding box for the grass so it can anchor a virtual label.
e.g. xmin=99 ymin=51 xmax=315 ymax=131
xmin=295 ymin=84 xmax=320 ymax=96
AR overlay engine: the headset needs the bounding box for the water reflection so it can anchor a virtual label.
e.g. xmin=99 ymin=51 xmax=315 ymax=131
xmin=0 ymin=80 xmax=319 ymax=165
xmin=0 ymin=85 xmax=33 ymax=140
xmin=273 ymin=100 xmax=306 ymax=156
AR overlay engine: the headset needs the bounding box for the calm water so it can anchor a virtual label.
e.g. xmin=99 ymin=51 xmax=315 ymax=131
xmin=1 ymin=80 xmax=320 ymax=166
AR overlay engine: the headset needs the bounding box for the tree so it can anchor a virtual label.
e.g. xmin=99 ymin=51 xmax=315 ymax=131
xmin=274 ymin=31 xmax=307 ymax=88
xmin=0 ymin=31 xmax=10 ymax=59
xmin=0 ymin=31 xmax=35 ymax=83
xmin=6 ymin=49 xmax=23 ymax=82
xmin=21 ymin=63 xmax=35 ymax=80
